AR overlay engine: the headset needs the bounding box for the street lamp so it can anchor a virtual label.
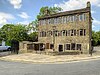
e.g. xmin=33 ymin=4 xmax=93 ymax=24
xmin=52 ymin=26 xmax=56 ymax=52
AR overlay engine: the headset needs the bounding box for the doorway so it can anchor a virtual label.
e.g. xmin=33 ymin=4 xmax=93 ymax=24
xmin=59 ymin=45 xmax=63 ymax=52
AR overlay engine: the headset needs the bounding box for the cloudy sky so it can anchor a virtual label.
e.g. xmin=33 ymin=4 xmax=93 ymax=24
xmin=0 ymin=0 xmax=100 ymax=31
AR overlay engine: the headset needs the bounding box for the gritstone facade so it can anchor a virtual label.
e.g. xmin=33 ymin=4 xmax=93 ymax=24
xmin=37 ymin=2 xmax=92 ymax=54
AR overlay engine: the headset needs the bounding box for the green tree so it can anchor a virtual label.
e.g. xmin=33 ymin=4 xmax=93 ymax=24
xmin=37 ymin=6 xmax=62 ymax=19
xmin=0 ymin=24 xmax=29 ymax=45
xmin=92 ymin=31 xmax=100 ymax=46
xmin=28 ymin=32 xmax=38 ymax=42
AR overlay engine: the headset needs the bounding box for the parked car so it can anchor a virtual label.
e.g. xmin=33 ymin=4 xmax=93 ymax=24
xmin=0 ymin=45 xmax=11 ymax=51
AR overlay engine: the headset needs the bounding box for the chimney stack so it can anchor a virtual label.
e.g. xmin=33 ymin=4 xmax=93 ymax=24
xmin=87 ymin=1 xmax=91 ymax=8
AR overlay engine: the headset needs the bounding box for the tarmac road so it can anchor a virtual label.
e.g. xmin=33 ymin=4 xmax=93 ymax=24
xmin=0 ymin=59 xmax=100 ymax=75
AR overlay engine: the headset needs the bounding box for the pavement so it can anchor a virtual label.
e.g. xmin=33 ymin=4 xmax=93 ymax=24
xmin=0 ymin=46 xmax=100 ymax=63
xmin=0 ymin=52 xmax=100 ymax=63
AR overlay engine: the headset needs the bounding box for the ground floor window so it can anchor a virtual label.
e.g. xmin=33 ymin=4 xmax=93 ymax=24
xmin=76 ymin=44 xmax=81 ymax=50
xmin=71 ymin=43 xmax=75 ymax=50
xmin=66 ymin=44 xmax=70 ymax=50
xmin=65 ymin=43 xmax=81 ymax=50
xmin=27 ymin=44 xmax=33 ymax=50
xmin=50 ymin=44 xmax=54 ymax=49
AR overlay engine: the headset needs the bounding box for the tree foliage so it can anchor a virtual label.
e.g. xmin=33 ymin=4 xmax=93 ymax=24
xmin=28 ymin=32 xmax=38 ymax=42
xmin=37 ymin=6 xmax=62 ymax=19
xmin=92 ymin=31 xmax=100 ymax=46
xmin=0 ymin=24 xmax=28 ymax=42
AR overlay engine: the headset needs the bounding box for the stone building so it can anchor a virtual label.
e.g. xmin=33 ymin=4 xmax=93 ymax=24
xmin=37 ymin=2 xmax=92 ymax=54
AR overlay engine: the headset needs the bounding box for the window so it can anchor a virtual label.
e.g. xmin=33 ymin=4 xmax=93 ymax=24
xmin=42 ymin=20 xmax=45 ymax=25
xmin=55 ymin=30 xmax=58 ymax=36
xmin=73 ymin=16 xmax=75 ymax=21
xmin=79 ymin=29 xmax=86 ymax=36
xmin=79 ymin=14 xmax=83 ymax=21
xmin=71 ymin=30 xmax=74 ymax=36
xmin=54 ymin=18 xmax=57 ymax=24
xmin=66 ymin=44 xmax=70 ymax=50
xmin=67 ymin=30 xmax=70 ymax=36
xmin=49 ymin=19 xmax=51 ymax=24
xmin=48 ymin=19 xmax=50 ymax=24
xmin=79 ymin=14 xmax=86 ymax=21
xmin=66 ymin=30 xmax=67 ymax=36
xmin=40 ymin=32 xmax=42 ymax=37
xmin=44 ymin=32 xmax=46 ymax=37
xmin=62 ymin=30 xmax=66 ymax=36
xmin=84 ymin=29 xmax=86 ymax=36
xmin=41 ymin=31 xmax=43 ymax=37
xmin=54 ymin=18 xmax=55 ymax=24
xmin=79 ymin=29 xmax=83 ymax=36
xmin=71 ymin=30 xmax=76 ymax=36
xmin=47 ymin=31 xmax=50 ymax=37
xmin=70 ymin=16 xmax=73 ymax=22
xmin=48 ymin=31 xmax=52 ymax=36
xmin=58 ymin=17 xmax=61 ymax=24
xmin=60 ymin=17 xmax=62 ymax=24
xmin=41 ymin=31 xmax=46 ymax=37
xmin=66 ymin=16 xmax=70 ymax=22
xmin=58 ymin=31 xmax=61 ymax=36
xmin=51 ymin=18 xmax=54 ymax=24
xmin=50 ymin=44 xmax=54 ymax=49
xmin=71 ymin=43 xmax=75 ymax=50
xmin=83 ymin=14 xmax=86 ymax=21
xmin=63 ymin=17 xmax=66 ymax=23
xmin=77 ymin=30 xmax=79 ymax=36
xmin=76 ymin=44 xmax=81 ymax=50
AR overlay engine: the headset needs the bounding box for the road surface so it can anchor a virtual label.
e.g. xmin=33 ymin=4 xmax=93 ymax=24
xmin=0 ymin=59 xmax=100 ymax=75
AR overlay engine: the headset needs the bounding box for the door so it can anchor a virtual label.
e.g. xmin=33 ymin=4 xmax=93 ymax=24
xmin=59 ymin=45 xmax=63 ymax=52
xmin=46 ymin=43 xmax=49 ymax=49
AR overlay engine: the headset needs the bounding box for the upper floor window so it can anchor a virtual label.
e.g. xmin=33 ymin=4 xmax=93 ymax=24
xmin=41 ymin=31 xmax=46 ymax=37
xmin=67 ymin=30 xmax=70 ymax=36
xmin=55 ymin=30 xmax=58 ymax=36
xmin=63 ymin=17 xmax=66 ymax=23
xmin=42 ymin=20 xmax=45 ymax=25
xmin=66 ymin=16 xmax=70 ymax=22
xmin=70 ymin=16 xmax=73 ymax=22
xmin=62 ymin=30 xmax=66 ymax=36
xmin=51 ymin=18 xmax=54 ymax=24
xmin=48 ymin=19 xmax=50 ymax=24
xmin=80 ymin=29 xmax=83 ymax=36
xmin=71 ymin=30 xmax=76 ymax=36
xmin=54 ymin=18 xmax=58 ymax=24
xmin=79 ymin=14 xmax=86 ymax=21
xmin=39 ymin=13 xmax=86 ymax=25
xmin=79 ymin=29 xmax=86 ymax=36
xmin=48 ymin=31 xmax=52 ymax=36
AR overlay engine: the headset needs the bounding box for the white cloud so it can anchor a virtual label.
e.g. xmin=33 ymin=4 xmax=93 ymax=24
xmin=54 ymin=0 xmax=100 ymax=11
xmin=93 ymin=18 xmax=100 ymax=25
xmin=8 ymin=0 xmax=22 ymax=9
xmin=18 ymin=12 xmax=30 ymax=19
xmin=91 ymin=10 xmax=96 ymax=14
xmin=92 ymin=18 xmax=100 ymax=30
xmin=0 ymin=12 xmax=15 ymax=27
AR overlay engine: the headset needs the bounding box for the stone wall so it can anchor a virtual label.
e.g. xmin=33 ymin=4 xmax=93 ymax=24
xmin=38 ymin=12 xmax=92 ymax=54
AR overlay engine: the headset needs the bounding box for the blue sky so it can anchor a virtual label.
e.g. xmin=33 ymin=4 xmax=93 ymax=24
xmin=0 ymin=0 xmax=100 ymax=31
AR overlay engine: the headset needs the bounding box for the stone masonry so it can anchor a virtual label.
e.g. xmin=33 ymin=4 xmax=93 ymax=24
xmin=38 ymin=2 xmax=92 ymax=54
